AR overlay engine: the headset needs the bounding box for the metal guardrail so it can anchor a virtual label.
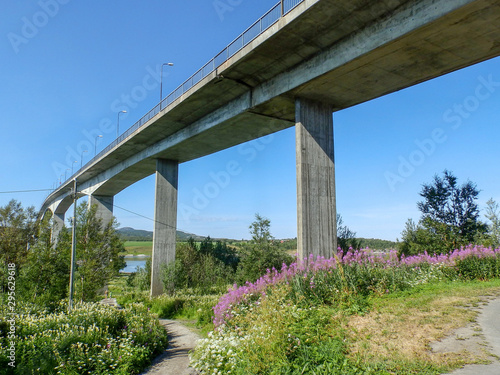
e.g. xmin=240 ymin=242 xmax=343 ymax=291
xmin=53 ymin=0 xmax=305 ymax=196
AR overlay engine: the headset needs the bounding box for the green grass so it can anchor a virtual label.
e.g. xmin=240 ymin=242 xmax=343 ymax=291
xmin=348 ymin=279 xmax=500 ymax=371
xmin=122 ymin=241 xmax=153 ymax=256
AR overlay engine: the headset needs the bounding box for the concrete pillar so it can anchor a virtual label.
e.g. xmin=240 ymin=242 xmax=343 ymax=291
xmin=51 ymin=212 xmax=65 ymax=245
xmin=150 ymin=159 xmax=179 ymax=297
xmin=89 ymin=195 xmax=114 ymax=228
xmin=295 ymin=98 xmax=337 ymax=260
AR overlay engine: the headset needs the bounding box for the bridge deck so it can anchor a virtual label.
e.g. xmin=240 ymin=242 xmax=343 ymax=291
xmin=43 ymin=0 xmax=500 ymax=211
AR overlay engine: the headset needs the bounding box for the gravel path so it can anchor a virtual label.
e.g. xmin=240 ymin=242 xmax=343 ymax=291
xmin=139 ymin=319 xmax=201 ymax=375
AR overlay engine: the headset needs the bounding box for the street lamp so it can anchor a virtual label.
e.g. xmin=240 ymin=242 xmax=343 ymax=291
xmin=64 ymin=168 xmax=70 ymax=181
xmin=94 ymin=135 xmax=103 ymax=156
xmin=117 ymin=110 xmax=127 ymax=139
xmin=160 ymin=62 xmax=174 ymax=103
xmin=71 ymin=160 xmax=78 ymax=175
xmin=80 ymin=150 xmax=88 ymax=169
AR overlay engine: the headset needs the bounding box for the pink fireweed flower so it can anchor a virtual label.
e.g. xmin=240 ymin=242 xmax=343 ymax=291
xmin=211 ymin=245 xmax=499 ymax=327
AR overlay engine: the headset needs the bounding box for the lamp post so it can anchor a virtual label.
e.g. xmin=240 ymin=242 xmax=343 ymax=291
xmin=80 ymin=150 xmax=88 ymax=169
xmin=160 ymin=62 xmax=174 ymax=103
xmin=94 ymin=134 xmax=103 ymax=156
xmin=71 ymin=160 xmax=78 ymax=175
xmin=117 ymin=110 xmax=127 ymax=139
xmin=68 ymin=179 xmax=78 ymax=312
xmin=64 ymin=168 xmax=70 ymax=181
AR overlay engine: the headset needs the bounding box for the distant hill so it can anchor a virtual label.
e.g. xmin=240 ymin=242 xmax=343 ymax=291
xmin=117 ymin=228 xmax=396 ymax=249
xmin=117 ymin=227 xmax=205 ymax=242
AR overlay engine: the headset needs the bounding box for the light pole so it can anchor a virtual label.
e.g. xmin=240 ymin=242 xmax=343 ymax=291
xmin=160 ymin=62 xmax=174 ymax=103
xmin=94 ymin=134 xmax=103 ymax=156
xmin=64 ymin=168 xmax=70 ymax=181
xmin=69 ymin=179 xmax=78 ymax=312
xmin=117 ymin=110 xmax=127 ymax=139
xmin=80 ymin=150 xmax=88 ymax=169
xmin=71 ymin=160 xmax=78 ymax=175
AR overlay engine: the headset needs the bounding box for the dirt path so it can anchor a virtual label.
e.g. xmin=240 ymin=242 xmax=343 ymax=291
xmin=435 ymin=297 xmax=500 ymax=374
xmin=139 ymin=319 xmax=201 ymax=375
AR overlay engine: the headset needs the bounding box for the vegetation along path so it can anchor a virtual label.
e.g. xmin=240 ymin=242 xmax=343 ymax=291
xmin=140 ymin=319 xmax=200 ymax=375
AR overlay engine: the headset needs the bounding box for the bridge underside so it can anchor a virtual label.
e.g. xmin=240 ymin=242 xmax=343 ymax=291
xmin=41 ymin=0 xmax=500 ymax=296
xmin=64 ymin=0 xmax=500 ymax=200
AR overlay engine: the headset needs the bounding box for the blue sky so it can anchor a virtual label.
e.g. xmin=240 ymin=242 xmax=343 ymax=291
xmin=1 ymin=1 xmax=499 ymax=241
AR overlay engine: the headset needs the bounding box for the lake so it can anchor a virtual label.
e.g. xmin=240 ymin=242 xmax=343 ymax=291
xmin=121 ymin=258 xmax=147 ymax=273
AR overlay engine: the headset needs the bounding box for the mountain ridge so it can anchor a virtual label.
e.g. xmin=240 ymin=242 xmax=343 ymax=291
xmin=117 ymin=227 xmax=206 ymax=241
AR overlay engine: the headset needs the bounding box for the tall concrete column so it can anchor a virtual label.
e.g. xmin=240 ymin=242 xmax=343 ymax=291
xmin=295 ymin=98 xmax=337 ymax=260
xmin=150 ymin=159 xmax=179 ymax=297
xmin=89 ymin=195 xmax=114 ymax=228
xmin=51 ymin=212 xmax=65 ymax=245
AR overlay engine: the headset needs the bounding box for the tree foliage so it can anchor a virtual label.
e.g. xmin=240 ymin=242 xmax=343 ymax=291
xmin=18 ymin=214 xmax=71 ymax=309
xmin=70 ymin=203 xmax=126 ymax=301
xmin=0 ymin=200 xmax=37 ymax=266
xmin=337 ymin=214 xmax=361 ymax=252
xmin=236 ymin=214 xmax=293 ymax=284
xmin=161 ymin=237 xmax=236 ymax=294
xmin=483 ymin=198 xmax=500 ymax=248
xmin=399 ymin=171 xmax=488 ymax=256
xmin=0 ymin=199 xmax=126 ymax=308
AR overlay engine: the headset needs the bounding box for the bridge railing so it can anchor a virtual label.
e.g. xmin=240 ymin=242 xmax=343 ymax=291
xmin=54 ymin=0 xmax=305 ymax=194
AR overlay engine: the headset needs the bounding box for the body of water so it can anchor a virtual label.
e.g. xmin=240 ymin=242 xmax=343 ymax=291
xmin=121 ymin=258 xmax=147 ymax=273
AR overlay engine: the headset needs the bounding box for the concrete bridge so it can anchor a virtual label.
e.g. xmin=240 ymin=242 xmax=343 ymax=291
xmin=41 ymin=0 xmax=500 ymax=296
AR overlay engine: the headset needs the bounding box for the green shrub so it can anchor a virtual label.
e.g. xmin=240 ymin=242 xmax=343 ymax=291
xmin=161 ymin=241 xmax=234 ymax=295
xmin=0 ymin=301 xmax=168 ymax=375
xmin=128 ymin=257 xmax=151 ymax=291
xmin=144 ymin=292 xmax=219 ymax=328
xmin=455 ymin=254 xmax=500 ymax=280
xmin=192 ymin=285 xmax=367 ymax=374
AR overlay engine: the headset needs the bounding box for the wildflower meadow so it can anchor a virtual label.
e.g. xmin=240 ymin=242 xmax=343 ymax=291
xmin=0 ymin=301 xmax=168 ymax=375
xmin=191 ymin=245 xmax=500 ymax=374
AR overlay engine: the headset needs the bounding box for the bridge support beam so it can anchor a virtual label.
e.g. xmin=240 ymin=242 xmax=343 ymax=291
xmin=150 ymin=159 xmax=179 ymax=297
xmin=51 ymin=212 xmax=65 ymax=245
xmin=89 ymin=195 xmax=114 ymax=228
xmin=295 ymin=98 xmax=337 ymax=260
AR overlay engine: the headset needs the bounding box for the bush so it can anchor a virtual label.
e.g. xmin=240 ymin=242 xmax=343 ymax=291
xmin=0 ymin=301 xmax=168 ymax=375
xmin=161 ymin=241 xmax=235 ymax=295
xmin=128 ymin=257 xmax=151 ymax=291
xmin=144 ymin=292 xmax=220 ymax=327
xmin=235 ymin=243 xmax=293 ymax=284
xmin=455 ymin=254 xmax=500 ymax=280
xmin=192 ymin=285 xmax=365 ymax=375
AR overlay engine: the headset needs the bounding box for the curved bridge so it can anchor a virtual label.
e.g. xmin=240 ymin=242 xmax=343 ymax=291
xmin=41 ymin=0 xmax=500 ymax=295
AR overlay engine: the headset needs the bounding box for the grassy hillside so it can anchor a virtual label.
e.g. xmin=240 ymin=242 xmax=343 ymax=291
xmin=123 ymin=241 xmax=153 ymax=256
xmin=118 ymin=227 xmax=207 ymax=242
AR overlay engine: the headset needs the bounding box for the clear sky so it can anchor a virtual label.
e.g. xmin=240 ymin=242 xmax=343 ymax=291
xmin=1 ymin=1 xmax=499 ymax=242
